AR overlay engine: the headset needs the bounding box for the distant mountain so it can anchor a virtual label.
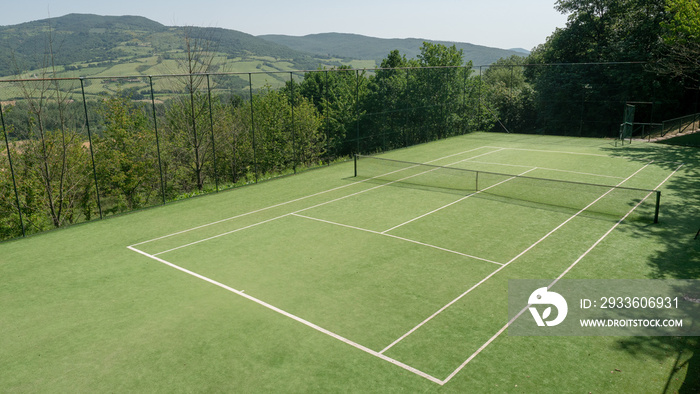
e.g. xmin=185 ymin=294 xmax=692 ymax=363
xmin=509 ymin=48 xmax=531 ymax=55
xmin=0 ymin=14 xmax=526 ymax=79
xmin=258 ymin=33 xmax=526 ymax=66
xmin=0 ymin=14 xmax=322 ymax=77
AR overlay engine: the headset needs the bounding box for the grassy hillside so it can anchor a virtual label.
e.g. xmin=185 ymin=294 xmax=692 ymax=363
xmin=258 ymin=33 xmax=526 ymax=66
xmin=0 ymin=14 xmax=338 ymax=78
xmin=1 ymin=14 xmax=526 ymax=82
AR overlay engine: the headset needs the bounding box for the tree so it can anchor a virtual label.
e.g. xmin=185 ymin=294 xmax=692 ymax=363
xmin=656 ymin=0 xmax=700 ymax=82
xmin=410 ymin=43 xmax=472 ymax=140
xmin=482 ymin=55 xmax=536 ymax=133
xmin=298 ymin=66 xmax=366 ymax=156
xmin=551 ymin=0 xmax=666 ymax=62
xmin=524 ymin=0 xmax=688 ymax=136
xmin=1 ymin=106 xmax=23 ymax=239
xmin=94 ymin=95 xmax=159 ymax=213
xmin=163 ymin=26 xmax=221 ymax=191
xmin=15 ymin=128 xmax=90 ymax=230
xmin=11 ymin=19 xmax=93 ymax=229
xmin=237 ymin=86 xmax=323 ymax=177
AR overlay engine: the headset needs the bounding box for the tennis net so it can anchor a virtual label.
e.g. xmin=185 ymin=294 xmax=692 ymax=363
xmin=354 ymin=154 xmax=661 ymax=223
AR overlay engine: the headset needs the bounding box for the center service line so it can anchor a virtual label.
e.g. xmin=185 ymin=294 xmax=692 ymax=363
xmin=379 ymin=162 xmax=653 ymax=355
xmin=441 ymin=163 xmax=682 ymax=385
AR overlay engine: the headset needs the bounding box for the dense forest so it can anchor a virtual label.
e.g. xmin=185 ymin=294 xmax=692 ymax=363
xmin=1 ymin=0 xmax=699 ymax=241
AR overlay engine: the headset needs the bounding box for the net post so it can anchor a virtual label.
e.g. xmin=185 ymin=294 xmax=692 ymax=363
xmin=354 ymin=154 xmax=358 ymax=177
xmin=654 ymin=191 xmax=661 ymax=224
xmin=475 ymin=171 xmax=479 ymax=191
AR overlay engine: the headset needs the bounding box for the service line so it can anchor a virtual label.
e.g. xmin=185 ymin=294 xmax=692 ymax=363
xmin=441 ymin=163 xmax=682 ymax=385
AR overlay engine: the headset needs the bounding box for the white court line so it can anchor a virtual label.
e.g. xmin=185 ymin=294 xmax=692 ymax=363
xmin=125 ymin=149 xmax=668 ymax=385
xmin=463 ymin=160 xmax=626 ymax=180
xmin=484 ymin=146 xmax=611 ymax=158
xmin=381 ymin=168 xmax=537 ymax=234
xmin=378 ymin=161 xmax=653 ymax=355
xmin=153 ymin=215 xmax=288 ymax=256
xmin=144 ymin=147 xmax=506 ymax=255
xmin=127 ymin=245 xmax=444 ymax=385
xmin=483 ymin=145 xmax=686 ymax=166
xmin=441 ymin=163 xmax=684 ymax=385
xmin=131 ymin=146 xmax=495 ymax=248
xmin=291 ymin=213 xmax=503 ymax=266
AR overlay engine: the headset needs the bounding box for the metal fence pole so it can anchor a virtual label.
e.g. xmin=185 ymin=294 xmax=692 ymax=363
xmin=0 ymin=102 xmax=25 ymax=237
xmin=462 ymin=65 xmax=467 ymax=135
xmin=79 ymin=78 xmax=103 ymax=220
xmin=249 ymin=73 xmax=258 ymax=183
xmin=405 ymin=68 xmax=410 ymax=147
xmin=355 ymin=69 xmax=360 ymax=154
xmin=206 ymin=74 xmax=219 ymax=192
xmin=290 ymin=72 xmax=297 ymax=174
xmin=324 ymin=70 xmax=330 ymax=163
xmin=149 ymin=76 xmax=166 ymax=204
xmin=478 ymin=66 xmax=483 ymax=131
xmin=188 ymin=80 xmax=202 ymax=191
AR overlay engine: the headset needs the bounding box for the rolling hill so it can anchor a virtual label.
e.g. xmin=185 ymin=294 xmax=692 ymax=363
xmin=258 ymin=33 xmax=527 ymax=66
xmin=0 ymin=14 xmax=526 ymax=80
xmin=0 ymin=14 xmax=327 ymax=78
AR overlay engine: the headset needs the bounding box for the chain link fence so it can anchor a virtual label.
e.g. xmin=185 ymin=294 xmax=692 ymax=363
xmin=1 ymin=63 xmax=692 ymax=241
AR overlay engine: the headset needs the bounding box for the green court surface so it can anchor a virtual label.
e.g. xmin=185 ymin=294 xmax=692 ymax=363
xmin=2 ymin=133 xmax=699 ymax=392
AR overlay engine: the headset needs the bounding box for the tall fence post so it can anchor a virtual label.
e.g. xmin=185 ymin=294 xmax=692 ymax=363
xmin=324 ymin=70 xmax=330 ymax=163
xmin=249 ymin=73 xmax=258 ymax=183
xmin=405 ymin=68 xmax=410 ymax=147
xmin=206 ymin=74 xmax=219 ymax=192
xmin=479 ymin=66 xmax=484 ymax=131
xmin=462 ymin=65 xmax=467 ymax=135
xmin=355 ymin=69 xmax=360 ymax=154
xmin=290 ymin=72 xmax=297 ymax=174
xmin=149 ymin=76 xmax=166 ymax=204
xmin=188 ymin=79 xmax=201 ymax=191
xmin=79 ymin=77 xmax=103 ymax=220
xmin=1 ymin=102 xmax=25 ymax=237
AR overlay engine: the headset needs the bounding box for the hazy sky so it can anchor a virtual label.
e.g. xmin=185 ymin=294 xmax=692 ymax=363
xmin=0 ymin=0 xmax=570 ymax=50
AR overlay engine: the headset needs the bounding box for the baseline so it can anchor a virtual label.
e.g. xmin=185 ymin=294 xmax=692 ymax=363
xmin=462 ymin=160 xmax=626 ymax=180
xmin=483 ymin=146 xmax=611 ymax=158
xmin=127 ymin=245 xmax=444 ymax=385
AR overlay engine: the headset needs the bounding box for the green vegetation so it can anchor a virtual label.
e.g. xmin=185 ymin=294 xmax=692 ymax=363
xmin=0 ymin=14 xmax=346 ymax=81
xmin=1 ymin=132 xmax=698 ymax=392
xmin=0 ymin=13 xmax=517 ymax=85
xmin=477 ymin=0 xmax=699 ymax=137
xmin=1 ymin=42 xmax=481 ymax=240
xmin=1 ymin=3 xmax=699 ymax=391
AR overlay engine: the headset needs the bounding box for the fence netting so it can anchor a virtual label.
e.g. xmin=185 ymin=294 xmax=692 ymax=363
xmin=0 ymin=63 xmax=684 ymax=240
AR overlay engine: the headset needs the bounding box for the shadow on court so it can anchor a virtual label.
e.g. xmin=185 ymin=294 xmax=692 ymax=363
xmin=603 ymin=142 xmax=700 ymax=393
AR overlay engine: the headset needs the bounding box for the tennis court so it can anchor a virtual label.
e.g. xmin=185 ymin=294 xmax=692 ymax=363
xmin=125 ymin=136 xmax=682 ymax=385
